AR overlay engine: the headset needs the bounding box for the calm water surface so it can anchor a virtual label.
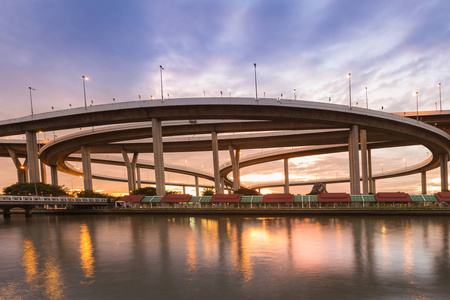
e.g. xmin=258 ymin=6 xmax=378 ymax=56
xmin=1 ymin=214 xmax=450 ymax=299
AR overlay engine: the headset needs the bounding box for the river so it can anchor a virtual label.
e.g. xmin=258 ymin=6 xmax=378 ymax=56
xmin=1 ymin=214 xmax=449 ymax=299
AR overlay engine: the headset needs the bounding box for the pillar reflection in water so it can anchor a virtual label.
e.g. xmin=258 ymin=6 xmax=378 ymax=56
xmin=234 ymin=218 xmax=253 ymax=282
xmin=79 ymin=224 xmax=95 ymax=284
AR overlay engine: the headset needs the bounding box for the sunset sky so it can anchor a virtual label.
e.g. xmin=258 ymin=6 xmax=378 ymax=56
xmin=0 ymin=0 xmax=449 ymax=194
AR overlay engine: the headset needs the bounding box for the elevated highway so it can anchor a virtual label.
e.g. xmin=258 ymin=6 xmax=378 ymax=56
xmin=0 ymin=98 xmax=449 ymax=195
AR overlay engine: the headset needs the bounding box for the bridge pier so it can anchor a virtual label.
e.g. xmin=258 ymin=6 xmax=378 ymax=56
xmin=440 ymin=153 xmax=449 ymax=191
xmin=211 ymin=131 xmax=221 ymax=194
xmin=220 ymin=177 xmax=225 ymax=194
xmin=284 ymin=158 xmax=289 ymax=194
xmin=421 ymin=171 xmax=427 ymax=194
xmin=122 ymin=150 xmax=139 ymax=193
xmin=50 ymin=165 xmax=58 ymax=186
xmin=26 ymin=131 xmax=40 ymax=183
xmin=136 ymin=166 xmax=141 ymax=189
xmin=360 ymin=130 xmax=369 ymax=194
xmin=368 ymin=149 xmax=374 ymax=194
xmin=228 ymin=145 xmax=240 ymax=191
xmin=40 ymin=160 xmax=47 ymax=184
xmin=7 ymin=149 xmax=28 ymax=183
xmin=195 ymin=176 xmax=199 ymax=196
xmin=152 ymin=118 xmax=165 ymax=196
xmin=24 ymin=207 xmax=33 ymax=218
xmin=81 ymin=146 xmax=93 ymax=191
xmin=2 ymin=208 xmax=11 ymax=218
xmin=348 ymin=125 xmax=360 ymax=194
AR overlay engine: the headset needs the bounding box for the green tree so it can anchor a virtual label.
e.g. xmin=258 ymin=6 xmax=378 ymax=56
xmin=75 ymin=190 xmax=109 ymax=198
xmin=130 ymin=187 xmax=156 ymax=196
xmin=3 ymin=182 xmax=68 ymax=196
xmin=233 ymin=187 xmax=260 ymax=195
xmin=202 ymin=187 xmax=215 ymax=196
xmin=130 ymin=187 xmax=180 ymax=195
xmin=166 ymin=190 xmax=181 ymax=194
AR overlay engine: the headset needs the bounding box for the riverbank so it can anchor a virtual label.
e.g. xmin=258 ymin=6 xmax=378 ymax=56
xmin=3 ymin=208 xmax=450 ymax=216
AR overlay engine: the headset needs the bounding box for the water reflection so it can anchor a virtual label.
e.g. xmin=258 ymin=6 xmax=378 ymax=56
xmin=22 ymin=238 xmax=38 ymax=285
xmin=1 ymin=215 xmax=450 ymax=299
xmin=79 ymin=224 xmax=95 ymax=284
xmin=42 ymin=256 xmax=65 ymax=299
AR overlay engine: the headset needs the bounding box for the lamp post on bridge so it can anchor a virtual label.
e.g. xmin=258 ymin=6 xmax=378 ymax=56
xmin=28 ymin=87 xmax=35 ymax=116
xmin=416 ymin=92 xmax=419 ymax=121
xmin=439 ymin=83 xmax=442 ymax=112
xmin=365 ymin=87 xmax=368 ymax=109
xmin=347 ymin=73 xmax=352 ymax=107
xmin=160 ymin=65 xmax=164 ymax=102
xmin=82 ymin=76 xmax=89 ymax=109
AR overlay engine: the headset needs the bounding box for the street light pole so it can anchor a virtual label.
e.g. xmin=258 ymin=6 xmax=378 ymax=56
xmin=348 ymin=73 xmax=352 ymax=107
xmin=82 ymin=76 xmax=89 ymax=109
xmin=439 ymin=83 xmax=442 ymax=112
xmin=365 ymin=87 xmax=368 ymax=109
xmin=254 ymin=63 xmax=258 ymax=101
xmin=294 ymin=89 xmax=297 ymax=100
xmin=416 ymin=92 xmax=419 ymax=121
xmin=160 ymin=65 xmax=164 ymax=101
xmin=28 ymin=87 xmax=35 ymax=116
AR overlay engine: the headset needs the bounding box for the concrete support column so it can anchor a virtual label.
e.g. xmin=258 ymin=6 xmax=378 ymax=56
xmin=25 ymin=131 xmax=40 ymax=183
xmin=220 ymin=177 xmax=225 ymax=194
xmin=40 ymin=160 xmax=47 ymax=184
xmin=228 ymin=145 xmax=240 ymax=191
xmin=50 ymin=165 xmax=58 ymax=186
xmin=81 ymin=146 xmax=93 ymax=191
xmin=368 ymin=149 xmax=374 ymax=194
xmin=195 ymin=176 xmax=199 ymax=196
xmin=23 ymin=159 xmax=28 ymax=183
xmin=440 ymin=153 xmax=449 ymax=191
xmin=7 ymin=149 xmax=27 ymax=183
xmin=136 ymin=166 xmax=141 ymax=189
xmin=3 ymin=208 xmax=11 ymax=218
xmin=122 ymin=150 xmax=139 ymax=193
xmin=360 ymin=130 xmax=368 ymax=194
xmin=348 ymin=125 xmax=360 ymax=194
xmin=152 ymin=118 xmax=165 ymax=196
xmin=421 ymin=171 xmax=427 ymax=195
xmin=373 ymin=179 xmax=376 ymax=194
xmin=284 ymin=158 xmax=289 ymax=194
xmin=182 ymin=186 xmax=186 ymax=194
xmin=348 ymin=134 xmax=354 ymax=194
xmin=211 ymin=131 xmax=221 ymax=194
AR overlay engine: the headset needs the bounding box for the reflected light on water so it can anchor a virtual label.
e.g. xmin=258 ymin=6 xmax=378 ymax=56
xmin=186 ymin=230 xmax=197 ymax=273
xmin=201 ymin=219 xmax=218 ymax=264
xmin=43 ymin=257 xmax=64 ymax=299
xmin=79 ymin=224 xmax=95 ymax=284
xmin=22 ymin=239 xmax=38 ymax=285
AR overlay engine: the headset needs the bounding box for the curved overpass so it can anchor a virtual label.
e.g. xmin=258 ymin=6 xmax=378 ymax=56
xmin=2 ymin=98 xmax=449 ymax=194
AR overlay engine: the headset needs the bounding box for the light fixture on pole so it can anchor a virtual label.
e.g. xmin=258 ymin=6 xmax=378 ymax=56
xmin=294 ymin=89 xmax=297 ymax=100
xmin=439 ymin=83 xmax=442 ymax=112
xmin=28 ymin=87 xmax=35 ymax=116
xmin=254 ymin=63 xmax=258 ymax=101
xmin=160 ymin=65 xmax=164 ymax=101
xmin=82 ymin=76 xmax=89 ymax=109
xmin=416 ymin=91 xmax=419 ymax=121
xmin=347 ymin=73 xmax=352 ymax=107
xmin=365 ymin=87 xmax=368 ymax=109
